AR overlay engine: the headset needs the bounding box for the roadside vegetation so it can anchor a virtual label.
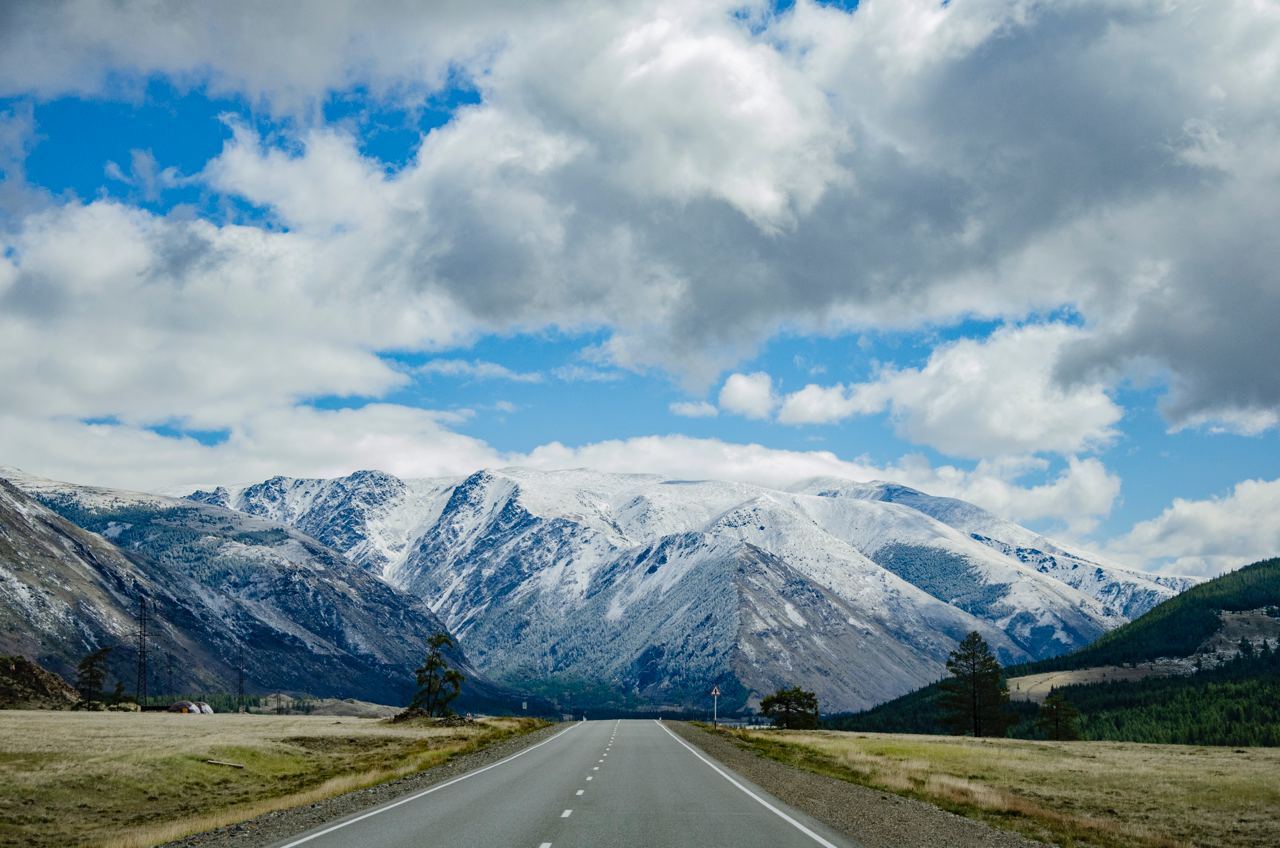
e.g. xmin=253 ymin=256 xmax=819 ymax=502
xmin=714 ymin=725 xmax=1280 ymax=848
xmin=0 ymin=710 xmax=545 ymax=848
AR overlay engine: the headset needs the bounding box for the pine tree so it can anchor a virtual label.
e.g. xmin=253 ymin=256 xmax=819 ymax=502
xmin=407 ymin=632 xmax=465 ymax=717
xmin=760 ymin=687 xmax=820 ymax=729
xmin=76 ymin=647 xmax=112 ymax=704
xmin=1035 ymin=691 xmax=1081 ymax=740
xmin=940 ymin=631 xmax=1014 ymax=737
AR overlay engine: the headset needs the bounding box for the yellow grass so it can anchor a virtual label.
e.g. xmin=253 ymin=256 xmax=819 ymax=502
xmin=0 ymin=710 xmax=545 ymax=848
xmin=721 ymin=727 xmax=1280 ymax=848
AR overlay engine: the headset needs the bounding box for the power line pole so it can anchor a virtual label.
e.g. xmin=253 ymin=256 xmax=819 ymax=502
xmin=135 ymin=597 xmax=150 ymax=706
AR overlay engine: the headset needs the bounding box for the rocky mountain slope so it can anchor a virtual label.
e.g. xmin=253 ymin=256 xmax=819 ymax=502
xmin=0 ymin=471 xmax=513 ymax=709
xmin=191 ymin=467 xmax=1195 ymax=712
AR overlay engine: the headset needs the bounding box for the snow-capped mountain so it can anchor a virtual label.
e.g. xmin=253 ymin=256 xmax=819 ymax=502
xmin=190 ymin=467 xmax=1195 ymax=712
xmin=0 ymin=469 xmax=517 ymax=709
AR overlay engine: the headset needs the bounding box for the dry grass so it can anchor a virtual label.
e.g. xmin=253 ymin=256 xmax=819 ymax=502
xmin=0 ymin=710 xmax=544 ymax=848
xmin=723 ymin=728 xmax=1280 ymax=848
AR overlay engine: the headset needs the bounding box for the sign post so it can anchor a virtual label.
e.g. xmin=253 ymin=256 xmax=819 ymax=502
xmin=710 ymin=685 xmax=721 ymax=728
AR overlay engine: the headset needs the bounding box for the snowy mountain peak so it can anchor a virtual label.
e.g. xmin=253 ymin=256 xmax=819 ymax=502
xmin=185 ymin=466 xmax=1195 ymax=711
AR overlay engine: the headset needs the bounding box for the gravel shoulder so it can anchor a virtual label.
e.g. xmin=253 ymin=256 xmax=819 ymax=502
xmin=158 ymin=721 xmax=567 ymax=848
xmin=668 ymin=722 xmax=1048 ymax=848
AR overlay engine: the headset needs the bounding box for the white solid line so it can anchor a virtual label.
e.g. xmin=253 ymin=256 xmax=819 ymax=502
xmin=653 ymin=721 xmax=841 ymax=848
xmin=561 ymin=809 xmax=573 ymax=818
xmin=576 ymin=789 xmax=584 ymax=796
xmin=275 ymin=722 xmax=583 ymax=848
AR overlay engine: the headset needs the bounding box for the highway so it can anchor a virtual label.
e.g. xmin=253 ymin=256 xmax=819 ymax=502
xmin=272 ymin=719 xmax=855 ymax=848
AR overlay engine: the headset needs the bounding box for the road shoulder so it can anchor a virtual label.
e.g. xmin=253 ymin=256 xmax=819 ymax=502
xmin=667 ymin=722 xmax=1046 ymax=848
xmin=157 ymin=721 xmax=567 ymax=848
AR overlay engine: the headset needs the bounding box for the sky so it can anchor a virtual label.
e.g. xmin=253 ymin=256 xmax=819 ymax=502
xmin=1 ymin=0 xmax=1278 ymax=577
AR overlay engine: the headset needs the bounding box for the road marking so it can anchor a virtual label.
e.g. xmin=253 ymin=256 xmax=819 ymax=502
xmin=585 ymin=776 xmax=592 ymax=781
xmin=654 ymin=721 xmax=842 ymax=848
xmin=274 ymin=722 xmax=583 ymax=847
xmin=561 ymin=809 xmax=573 ymax=818
xmin=593 ymin=766 xmax=599 ymax=770
xmin=539 ymin=844 xmax=552 ymax=848
xmin=576 ymin=789 xmax=584 ymax=796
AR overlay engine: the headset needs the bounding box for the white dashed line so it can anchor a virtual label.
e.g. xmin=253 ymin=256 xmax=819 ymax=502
xmin=561 ymin=809 xmax=573 ymax=818
xmin=539 ymin=843 xmax=552 ymax=848
xmin=576 ymin=789 xmax=584 ymax=796
xmin=585 ymin=776 xmax=592 ymax=781
xmin=275 ymin=722 xmax=582 ymax=848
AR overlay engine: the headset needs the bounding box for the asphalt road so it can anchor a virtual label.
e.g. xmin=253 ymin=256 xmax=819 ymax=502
xmin=271 ymin=719 xmax=856 ymax=848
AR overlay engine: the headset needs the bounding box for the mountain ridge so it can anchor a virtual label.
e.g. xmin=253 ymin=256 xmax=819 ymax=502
xmin=185 ymin=465 xmax=1195 ymax=712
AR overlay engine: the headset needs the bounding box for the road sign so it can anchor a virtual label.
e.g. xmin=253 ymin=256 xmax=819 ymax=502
xmin=710 ymin=685 xmax=721 ymax=697
xmin=710 ymin=685 xmax=721 ymax=727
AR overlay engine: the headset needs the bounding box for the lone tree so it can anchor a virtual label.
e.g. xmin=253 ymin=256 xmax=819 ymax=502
xmin=407 ymin=632 xmax=465 ymax=717
xmin=75 ymin=646 xmax=112 ymax=704
xmin=760 ymin=686 xmax=820 ymax=729
xmin=940 ymin=631 xmax=1014 ymax=737
xmin=1035 ymin=691 xmax=1082 ymax=741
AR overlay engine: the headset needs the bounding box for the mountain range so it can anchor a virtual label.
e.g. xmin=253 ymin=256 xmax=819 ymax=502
xmin=0 ymin=470 xmax=517 ymax=710
xmin=178 ymin=466 xmax=1194 ymax=712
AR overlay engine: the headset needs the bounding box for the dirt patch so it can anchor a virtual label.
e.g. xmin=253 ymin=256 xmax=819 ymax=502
xmin=668 ymin=722 xmax=1046 ymax=848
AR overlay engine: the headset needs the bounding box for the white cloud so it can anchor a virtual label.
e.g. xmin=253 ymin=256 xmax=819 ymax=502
xmin=778 ymin=325 xmax=1122 ymax=458
xmin=718 ymin=372 xmax=776 ymax=419
xmin=669 ymin=400 xmax=718 ymax=418
xmin=1104 ymin=478 xmax=1280 ymax=577
xmin=0 ymin=407 xmax=1118 ymax=535
xmin=418 ymin=359 xmax=543 ymax=383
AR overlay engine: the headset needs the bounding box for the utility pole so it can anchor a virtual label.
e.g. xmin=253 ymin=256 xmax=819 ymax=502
xmin=135 ymin=596 xmax=150 ymax=706
xmin=165 ymin=652 xmax=175 ymax=698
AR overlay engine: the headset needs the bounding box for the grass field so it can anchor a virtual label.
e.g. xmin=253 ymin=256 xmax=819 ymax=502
xmin=0 ymin=710 xmax=544 ymax=848
xmin=718 ymin=727 xmax=1280 ymax=848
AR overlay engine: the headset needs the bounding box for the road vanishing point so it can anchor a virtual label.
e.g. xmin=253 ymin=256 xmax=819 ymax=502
xmin=272 ymin=719 xmax=855 ymax=848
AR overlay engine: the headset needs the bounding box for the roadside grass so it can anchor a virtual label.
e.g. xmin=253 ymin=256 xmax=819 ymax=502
xmin=713 ymin=727 xmax=1280 ymax=848
xmin=0 ymin=710 xmax=545 ymax=848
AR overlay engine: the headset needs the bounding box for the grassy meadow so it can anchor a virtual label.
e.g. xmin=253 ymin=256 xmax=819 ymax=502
xmin=0 ymin=710 xmax=544 ymax=848
xmin=718 ymin=727 xmax=1280 ymax=848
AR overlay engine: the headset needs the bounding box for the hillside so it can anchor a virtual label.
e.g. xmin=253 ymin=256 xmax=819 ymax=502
xmin=1009 ymin=557 xmax=1280 ymax=674
xmin=0 ymin=472 xmax=520 ymax=710
xmin=832 ymin=558 xmax=1280 ymax=745
xmin=189 ymin=467 xmax=1193 ymax=712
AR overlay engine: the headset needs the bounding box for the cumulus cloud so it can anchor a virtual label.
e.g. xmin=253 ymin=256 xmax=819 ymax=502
xmin=2 ymin=0 xmax=1278 ymax=427
xmin=1104 ymin=478 xmax=1280 ymax=577
xmin=669 ymin=400 xmax=718 ymax=418
xmin=778 ymin=325 xmax=1122 ymax=458
xmin=718 ymin=372 xmax=776 ymax=419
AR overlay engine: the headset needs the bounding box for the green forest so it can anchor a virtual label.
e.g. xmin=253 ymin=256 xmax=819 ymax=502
xmin=830 ymin=558 xmax=1280 ymax=746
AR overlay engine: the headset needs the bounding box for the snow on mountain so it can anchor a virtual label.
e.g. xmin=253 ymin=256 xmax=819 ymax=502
xmin=0 ymin=468 xmax=518 ymax=709
xmin=792 ymin=479 xmax=1197 ymax=620
xmin=184 ymin=466 xmax=1193 ymax=712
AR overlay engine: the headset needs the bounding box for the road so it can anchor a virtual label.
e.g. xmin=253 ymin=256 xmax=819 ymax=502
xmin=272 ymin=719 xmax=855 ymax=848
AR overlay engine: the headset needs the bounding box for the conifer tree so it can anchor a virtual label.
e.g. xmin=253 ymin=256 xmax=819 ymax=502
xmin=76 ymin=647 xmax=112 ymax=704
xmin=1035 ymin=691 xmax=1082 ymax=740
xmin=408 ymin=632 xmax=465 ymax=717
xmin=760 ymin=687 xmax=820 ymax=729
xmin=940 ymin=631 xmax=1014 ymax=737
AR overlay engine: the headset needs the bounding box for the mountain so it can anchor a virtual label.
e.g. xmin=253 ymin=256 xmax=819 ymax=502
xmin=834 ymin=558 xmax=1280 ymax=746
xmin=791 ymin=479 xmax=1195 ymax=619
xmin=0 ymin=470 xmax=516 ymax=710
xmin=191 ymin=466 xmax=1193 ymax=712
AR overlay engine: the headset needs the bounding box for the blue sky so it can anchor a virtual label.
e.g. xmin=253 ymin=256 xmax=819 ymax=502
xmin=1 ymin=0 xmax=1278 ymax=575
